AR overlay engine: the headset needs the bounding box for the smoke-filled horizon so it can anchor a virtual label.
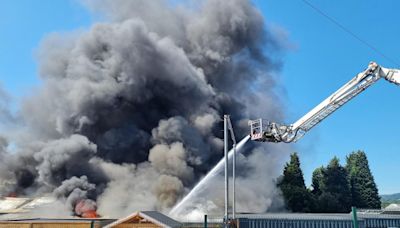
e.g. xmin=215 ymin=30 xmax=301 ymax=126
xmin=0 ymin=0 xmax=291 ymax=218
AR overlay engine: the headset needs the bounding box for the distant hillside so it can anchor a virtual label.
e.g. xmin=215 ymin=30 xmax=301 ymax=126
xmin=381 ymin=193 xmax=400 ymax=202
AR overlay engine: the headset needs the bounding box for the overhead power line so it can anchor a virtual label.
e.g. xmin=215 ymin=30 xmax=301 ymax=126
xmin=301 ymin=0 xmax=400 ymax=68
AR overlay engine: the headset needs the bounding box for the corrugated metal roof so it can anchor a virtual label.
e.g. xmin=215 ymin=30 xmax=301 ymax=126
xmin=235 ymin=213 xmax=356 ymax=220
xmin=142 ymin=211 xmax=182 ymax=227
xmin=232 ymin=213 xmax=400 ymax=228
xmin=0 ymin=198 xmax=31 ymax=212
xmin=385 ymin=203 xmax=400 ymax=210
xmin=0 ymin=196 xmax=58 ymax=217
xmin=18 ymin=197 xmax=55 ymax=210
xmin=0 ymin=218 xmax=116 ymax=227
xmin=231 ymin=213 xmax=400 ymax=220
xmin=3 ymin=219 xmax=95 ymax=223
xmin=358 ymin=213 xmax=400 ymax=219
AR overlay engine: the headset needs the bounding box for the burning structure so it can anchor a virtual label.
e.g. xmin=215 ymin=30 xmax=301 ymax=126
xmin=0 ymin=0 xmax=290 ymax=219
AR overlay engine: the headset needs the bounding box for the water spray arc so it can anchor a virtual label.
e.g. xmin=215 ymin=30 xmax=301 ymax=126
xmin=169 ymin=135 xmax=250 ymax=217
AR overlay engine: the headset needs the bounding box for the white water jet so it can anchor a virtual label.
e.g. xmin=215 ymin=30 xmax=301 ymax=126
xmin=169 ymin=135 xmax=250 ymax=217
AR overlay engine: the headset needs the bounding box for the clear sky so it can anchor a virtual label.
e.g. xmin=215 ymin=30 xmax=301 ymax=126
xmin=0 ymin=0 xmax=92 ymax=98
xmin=0 ymin=0 xmax=399 ymax=194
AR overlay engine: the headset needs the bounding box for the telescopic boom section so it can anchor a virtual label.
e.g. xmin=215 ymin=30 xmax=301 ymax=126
xmin=249 ymin=62 xmax=400 ymax=143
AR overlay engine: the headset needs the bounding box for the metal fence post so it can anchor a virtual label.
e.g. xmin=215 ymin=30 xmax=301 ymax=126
xmin=352 ymin=207 xmax=359 ymax=228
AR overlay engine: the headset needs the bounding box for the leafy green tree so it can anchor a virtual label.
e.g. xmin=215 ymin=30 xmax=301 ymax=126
xmin=278 ymin=153 xmax=313 ymax=212
xmin=346 ymin=150 xmax=381 ymax=208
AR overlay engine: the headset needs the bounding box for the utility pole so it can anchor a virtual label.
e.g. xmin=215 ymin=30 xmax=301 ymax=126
xmin=224 ymin=115 xmax=238 ymax=226
xmin=227 ymin=117 xmax=237 ymax=220
xmin=224 ymin=115 xmax=229 ymax=227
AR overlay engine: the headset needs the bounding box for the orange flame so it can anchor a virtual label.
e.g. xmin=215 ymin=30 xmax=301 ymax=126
xmin=81 ymin=210 xmax=99 ymax=218
xmin=75 ymin=199 xmax=99 ymax=218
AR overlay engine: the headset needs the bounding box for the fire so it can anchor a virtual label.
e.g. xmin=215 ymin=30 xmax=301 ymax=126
xmin=7 ymin=192 xmax=17 ymax=198
xmin=74 ymin=199 xmax=99 ymax=218
xmin=81 ymin=210 xmax=98 ymax=218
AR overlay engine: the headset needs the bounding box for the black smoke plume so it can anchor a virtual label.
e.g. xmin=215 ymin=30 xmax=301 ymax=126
xmin=0 ymin=0 xmax=290 ymax=218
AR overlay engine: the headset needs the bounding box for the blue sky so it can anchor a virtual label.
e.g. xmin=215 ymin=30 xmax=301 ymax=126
xmin=0 ymin=0 xmax=92 ymax=98
xmin=0 ymin=0 xmax=399 ymax=194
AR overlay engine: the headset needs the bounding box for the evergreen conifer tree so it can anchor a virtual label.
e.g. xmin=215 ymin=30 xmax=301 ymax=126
xmin=321 ymin=157 xmax=352 ymax=212
xmin=278 ymin=153 xmax=313 ymax=212
xmin=346 ymin=150 xmax=381 ymax=208
xmin=311 ymin=166 xmax=324 ymax=196
xmin=310 ymin=157 xmax=352 ymax=212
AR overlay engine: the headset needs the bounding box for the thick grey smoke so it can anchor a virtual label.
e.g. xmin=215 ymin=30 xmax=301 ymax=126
xmin=53 ymin=175 xmax=97 ymax=214
xmin=0 ymin=0 xmax=290 ymax=218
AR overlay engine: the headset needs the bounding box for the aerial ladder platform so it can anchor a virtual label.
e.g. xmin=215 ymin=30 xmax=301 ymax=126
xmin=249 ymin=62 xmax=400 ymax=143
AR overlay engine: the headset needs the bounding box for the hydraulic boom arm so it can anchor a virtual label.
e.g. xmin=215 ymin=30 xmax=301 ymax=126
xmin=249 ymin=62 xmax=400 ymax=143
